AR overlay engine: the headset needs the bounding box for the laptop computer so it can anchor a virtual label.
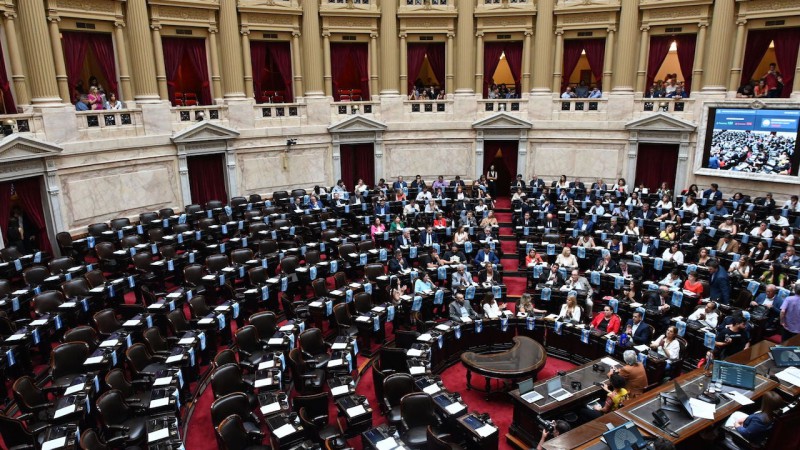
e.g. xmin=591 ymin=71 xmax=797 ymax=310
xmin=518 ymin=378 xmax=544 ymax=403
xmin=771 ymin=346 xmax=800 ymax=367
xmin=546 ymin=377 xmax=573 ymax=401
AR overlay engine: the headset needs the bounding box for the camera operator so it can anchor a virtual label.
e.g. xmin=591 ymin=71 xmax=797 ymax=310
xmin=536 ymin=419 xmax=571 ymax=450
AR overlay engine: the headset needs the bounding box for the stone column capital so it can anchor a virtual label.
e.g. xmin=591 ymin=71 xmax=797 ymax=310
xmin=150 ymin=23 xmax=162 ymax=31
xmin=476 ymin=31 xmax=484 ymax=38
xmin=398 ymin=32 xmax=407 ymax=39
xmin=114 ymin=20 xmax=126 ymax=29
xmin=240 ymin=27 xmax=250 ymax=36
xmin=370 ymin=32 xmax=379 ymax=39
xmin=47 ymin=14 xmax=60 ymax=23
xmin=322 ymin=31 xmax=331 ymax=38
xmin=555 ymin=29 xmax=564 ymax=36
xmin=698 ymin=21 xmax=709 ymax=28
xmin=524 ymin=30 xmax=533 ymax=37
xmin=208 ymin=25 xmax=218 ymax=34
xmin=447 ymin=32 xmax=455 ymax=39
xmin=3 ymin=11 xmax=16 ymax=20
xmin=292 ymin=31 xmax=302 ymax=38
xmin=607 ymin=26 xmax=616 ymax=33
xmin=736 ymin=19 xmax=747 ymax=26
xmin=640 ymin=25 xmax=650 ymax=32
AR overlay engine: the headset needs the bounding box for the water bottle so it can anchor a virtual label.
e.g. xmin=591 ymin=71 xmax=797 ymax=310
xmin=619 ymin=332 xmax=629 ymax=347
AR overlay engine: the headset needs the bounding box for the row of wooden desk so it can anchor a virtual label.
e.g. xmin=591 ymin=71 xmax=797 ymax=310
xmin=530 ymin=335 xmax=800 ymax=450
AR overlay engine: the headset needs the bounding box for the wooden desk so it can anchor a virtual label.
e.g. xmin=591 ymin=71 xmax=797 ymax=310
xmin=542 ymin=414 xmax=627 ymax=450
xmin=726 ymin=338 xmax=800 ymax=398
xmin=615 ymin=368 xmax=778 ymax=444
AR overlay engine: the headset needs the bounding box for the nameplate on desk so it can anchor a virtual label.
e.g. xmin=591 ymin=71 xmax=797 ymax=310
xmin=99 ymin=339 xmax=118 ymax=348
xmin=332 ymin=342 xmax=348 ymax=350
xmin=166 ymin=354 xmax=183 ymax=364
xmin=260 ymin=402 xmax=281 ymax=415
xmin=54 ymin=404 xmax=76 ymax=418
xmin=331 ymin=385 xmax=351 ymax=396
xmin=150 ymin=397 xmax=171 ymax=409
xmin=346 ymin=405 xmax=367 ymax=417
xmin=42 ymin=437 xmax=67 ymax=450
xmin=423 ymin=384 xmax=441 ymax=395
xmin=85 ymin=356 xmax=104 ymax=365
xmin=153 ymin=377 xmax=172 ymax=386
xmin=445 ymin=403 xmax=465 ymax=414
xmin=476 ymin=424 xmax=497 ymax=438
xmin=410 ymin=366 xmax=426 ymax=375
xmin=255 ymin=377 xmax=274 ymax=388
xmin=148 ymin=428 xmax=171 ymax=443
xmin=273 ymin=423 xmax=296 ymax=439
xmin=64 ymin=384 xmax=84 ymax=395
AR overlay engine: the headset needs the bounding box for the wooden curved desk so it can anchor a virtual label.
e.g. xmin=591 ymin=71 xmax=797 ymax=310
xmin=461 ymin=336 xmax=547 ymax=399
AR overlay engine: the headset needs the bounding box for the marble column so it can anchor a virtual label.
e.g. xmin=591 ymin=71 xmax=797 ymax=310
xmin=151 ymin=25 xmax=169 ymax=101
xmin=552 ymin=30 xmax=564 ymax=92
xmin=17 ymin=0 xmax=61 ymax=104
xmin=399 ymin=32 xmax=408 ymax=95
xmin=455 ymin=0 xmax=475 ymax=94
xmin=47 ymin=14 xmax=70 ymax=103
xmin=208 ymin=28 xmax=223 ymax=101
xmin=603 ymin=28 xmax=615 ymax=93
xmin=126 ymin=0 xmax=160 ymax=101
xmin=474 ymin=32 xmax=484 ymax=94
xmin=727 ymin=19 xmax=748 ymax=92
xmin=2 ymin=12 xmax=30 ymax=106
xmin=703 ymin=0 xmax=735 ymax=92
xmin=322 ymin=32 xmax=332 ymax=97
xmin=445 ymin=32 xmax=454 ymax=93
xmin=301 ymin=0 xmax=324 ymax=96
xmin=291 ymin=32 xmax=304 ymax=99
xmin=369 ymin=32 xmax=379 ymax=99
xmin=379 ymin=0 xmax=399 ymax=95
xmin=531 ymin=0 xmax=554 ymax=93
xmin=218 ymin=0 xmax=245 ymax=99
xmin=241 ymin=29 xmax=254 ymax=99
xmin=793 ymin=43 xmax=800 ymax=98
xmin=612 ymin=0 xmax=639 ymax=92
xmin=635 ymin=26 xmax=650 ymax=93
xmin=521 ymin=31 xmax=532 ymax=93
xmin=113 ymin=21 xmax=133 ymax=101
xmin=692 ymin=22 xmax=708 ymax=92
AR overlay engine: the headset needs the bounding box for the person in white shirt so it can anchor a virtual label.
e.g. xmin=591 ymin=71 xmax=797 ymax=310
xmin=680 ymin=197 xmax=699 ymax=215
xmin=749 ymin=222 xmax=773 ymax=238
xmin=424 ymin=200 xmax=439 ymax=214
xmin=766 ymin=211 xmax=789 ymax=227
xmin=659 ymin=270 xmax=682 ymax=288
xmin=481 ymin=293 xmax=506 ymax=319
xmin=416 ymin=188 xmax=432 ymax=202
xmin=105 ymin=93 xmax=123 ymax=110
xmin=354 ymin=179 xmax=368 ymax=195
xmin=589 ymin=199 xmax=605 ymax=216
xmin=688 ymin=302 xmax=719 ymax=328
xmin=651 ymin=326 xmax=681 ymax=365
xmin=403 ymin=200 xmax=419 ymax=216
xmin=656 ymin=194 xmax=673 ymax=210
xmin=555 ymin=247 xmax=578 ymax=269
xmin=662 ymin=243 xmax=684 ymax=265
xmin=558 ymin=294 xmax=582 ymax=322
xmin=783 ymin=195 xmax=800 ymax=212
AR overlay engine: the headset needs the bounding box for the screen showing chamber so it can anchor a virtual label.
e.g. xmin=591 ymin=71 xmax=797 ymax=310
xmin=703 ymin=108 xmax=800 ymax=176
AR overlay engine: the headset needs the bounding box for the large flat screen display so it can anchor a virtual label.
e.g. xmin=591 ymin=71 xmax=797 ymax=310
xmin=703 ymin=108 xmax=800 ymax=176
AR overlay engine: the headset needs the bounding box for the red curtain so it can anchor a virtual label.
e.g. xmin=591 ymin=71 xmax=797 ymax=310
xmin=0 ymin=181 xmax=11 ymax=247
xmin=187 ymin=154 xmax=228 ymax=206
xmin=88 ymin=33 xmax=118 ymax=98
xmin=331 ymin=44 xmax=370 ymax=100
xmin=340 ymin=144 xmax=374 ymax=188
xmin=184 ymin=39 xmax=212 ymax=105
xmin=483 ymin=42 xmax=506 ymax=97
xmin=13 ymin=177 xmax=52 ymax=254
xmin=646 ymin=35 xmax=673 ymax=90
xmin=583 ymin=39 xmax=606 ymax=87
xmin=634 ymin=144 xmax=679 ymax=191
xmin=426 ymin=44 xmax=446 ymax=91
xmin=773 ymin=29 xmax=800 ymax=97
xmin=0 ymin=42 xmax=16 ymax=113
xmin=407 ymin=44 xmax=428 ymax=93
xmin=562 ymin=39 xmax=584 ymax=92
xmin=250 ymin=41 xmax=267 ymax=101
xmin=740 ymin=30 xmax=775 ymax=86
xmin=482 ymin=141 xmax=518 ymax=191
xmin=503 ymin=42 xmax=523 ymax=96
xmin=267 ymin=42 xmax=294 ymax=102
xmin=163 ymin=37 xmax=211 ymax=105
xmin=62 ymin=32 xmax=90 ymax=102
xmin=674 ymin=34 xmax=697 ymax=94
xmin=163 ymin=37 xmax=186 ymax=104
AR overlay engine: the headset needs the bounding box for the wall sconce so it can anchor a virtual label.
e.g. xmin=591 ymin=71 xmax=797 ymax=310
xmin=2 ymin=119 xmax=16 ymax=136
xmin=658 ymin=102 xmax=668 ymax=112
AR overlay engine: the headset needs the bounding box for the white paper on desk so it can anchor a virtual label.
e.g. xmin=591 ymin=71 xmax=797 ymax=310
xmin=309 ymin=301 xmax=323 ymax=307
xmin=407 ymin=349 xmax=423 ymax=357
xmin=461 ymin=317 xmax=473 ymax=323
xmin=328 ymin=359 xmax=344 ymax=367
xmin=356 ymin=316 xmax=371 ymax=322
xmin=255 ymin=377 xmax=274 ymax=388
xmin=166 ymin=354 xmax=183 ymax=363
xmin=332 ymin=342 xmax=348 ymax=350
xmin=54 ymin=404 xmax=76 ymax=418
xmin=776 ymin=367 xmax=800 ymax=386
xmin=629 ymin=302 xmax=643 ymax=308
xmin=259 ymin=360 xmax=276 ymax=370
xmin=148 ymin=303 xmax=165 ymax=310
xmin=261 ymin=402 xmax=281 ymax=415
xmin=153 ymin=376 xmax=172 ymax=386
xmin=725 ymin=411 xmax=748 ymax=428
xmin=346 ymin=405 xmax=366 ymax=417
xmin=423 ymin=384 xmax=441 ymax=395
xmin=99 ymin=339 xmax=118 ymax=348
xmin=372 ymin=306 xmax=386 ymax=313
xmin=268 ymin=338 xmax=285 ymax=345
xmin=214 ymin=306 xmax=230 ymax=312
xmin=331 ymin=385 xmax=350 ymax=396
xmin=436 ymin=324 xmax=450 ymax=331
xmin=410 ymin=366 xmax=426 ymax=375
xmin=330 ymin=290 xmax=343 ymax=296
xmin=727 ymin=391 xmax=754 ymax=406
xmin=376 ymin=437 xmax=398 ymax=450
xmin=634 ymin=345 xmax=649 ymax=353
xmin=167 ymin=292 xmax=182 ymax=298
xmin=445 ymin=403 xmax=465 ymax=414
xmin=417 ymin=333 xmax=432 ymax=341
xmin=85 ymin=356 xmax=104 ymax=365
xmin=30 ymin=319 xmax=48 ymax=326
xmin=61 ymin=302 xmax=77 ymax=308
xmin=42 ymin=436 xmax=67 ymax=450
xmin=150 ymin=397 xmax=170 ymax=409
xmin=148 ymin=427 xmax=170 ymax=443
xmin=476 ymin=424 xmax=497 ymax=438
xmin=6 ymin=333 xmax=25 ymax=341
xmin=601 ymin=357 xmax=620 ymax=368
xmin=199 ymin=318 xmax=214 ymax=324
xmin=545 ymin=314 xmax=559 ymax=320
xmin=64 ymin=383 xmax=83 ymax=395
xmin=280 ymin=325 xmax=295 ymax=332
xmin=90 ymin=287 xmax=104 ymax=293
xmin=123 ymin=319 xmax=140 ymax=326
xmin=179 ymin=337 xmax=195 ymax=345
xmin=688 ymin=398 xmax=716 ymax=420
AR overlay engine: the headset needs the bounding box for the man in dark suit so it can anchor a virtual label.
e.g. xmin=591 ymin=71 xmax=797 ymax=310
xmin=634 ymin=236 xmax=656 ymax=256
xmin=624 ymin=311 xmax=652 ymax=345
xmin=513 ymin=174 xmax=527 ymax=189
xmin=518 ymin=211 xmax=536 ymax=228
xmin=570 ymin=178 xmax=585 ymax=190
xmin=449 ymin=292 xmax=480 ymax=322
xmin=634 ymin=203 xmax=655 ymax=221
xmin=374 ymin=200 xmax=390 ymax=216
xmin=575 ymin=215 xmax=594 ymax=233
xmin=388 ymin=250 xmax=410 ymax=273
xmin=594 ymin=252 xmax=619 ymax=273
xmin=529 ymin=176 xmax=546 ymax=189
xmin=392 ymin=176 xmax=408 ymax=190
xmin=478 ymin=226 xmax=496 ymax=243
xmin=540 ymin=263 xmax=565 ymax=286
xmin=683 ymin=225 xmax=709 ymax=247
xmin=543 ymin=213 xmax=559 ymax=230
xmin=443 ymin=244 xmax=467 ymax=265
xmin=419 ymin=225 xmax=438 ymax=247
xmin=591 ymin=179 xmax=607 ymax=191
xmin=702 ymin=183 xmax=723 ymax=201
xmin=449 ymin=176 xmax=465 ymax=188
xmin=394 ymin=229 xmax=414 ymax=249
xmin=603 ymin=217 xmax=622 ymax=233
xmin=473 ymin=244 xmax=499 ymax=267
xmin=708 ymin=259 xmax=730 ymax=305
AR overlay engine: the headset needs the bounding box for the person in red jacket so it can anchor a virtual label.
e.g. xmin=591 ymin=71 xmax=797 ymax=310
xmin=591 ymin=305 xmax=621 ymax=334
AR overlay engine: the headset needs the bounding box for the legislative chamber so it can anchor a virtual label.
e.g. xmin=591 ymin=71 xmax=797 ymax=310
xmin=1 ymin=1 xmax=800 ymax=450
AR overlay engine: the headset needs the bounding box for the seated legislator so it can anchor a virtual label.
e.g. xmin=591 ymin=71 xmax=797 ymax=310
xmin=542 ymin=263 xmax=565 ymax=286
xmin=518 ymin=293 xmax=546 ymax=316
xmin=449 ymin=292 xmax=480 ymax=323
xmin=715 ymin=233 xmax=740 ymax=254
xmin=683 ymin=271 xmax=705 ymax=296
xmin=394 ymin=229 xmax=414 ymax=248
xmin=591 ymin=305 xmax=621 ymax=334
xmin=525 ymin=248 xmax=544 ymax=267
xmin=582 ymin=374 xmax=628 ymax=421
xmin=609 ymin=350 xmax=647 ymax=398
xmin=661 ymin=242 xmax=684 ymax=265
xmin=479 ymin=264 xmax=500 ymax=284
xmin=388 ymin=250 xmax=410 ymax=273
xmin=557 ymin=294 xmax=582 ymax=323
xmin=624 ymin=310 xmax=652 ymax=345
xmin=714 ymin=314 xmax=749 ymax=359
xmin=594 ymin=252 xmax=619 ymax=274
xmin=451 ymin=264 xmax=476 ymax=288
xmin=726 ymin=391 xmax=785 ymax=442
xmin=564 ymin=269 xmax=592 ymax=294
xmin=414 ymin=272 xmax=435 ymax=294
xmin=473 ymin=244 xmax=499 ymax=268
xmin=481 ymin=293 xmax=507 ymax=319
xmin=634 ymin=235 xmax=657 ymax=256
xmin=688 ymin=301 xmax=719 ymax=328
xmin=651 ymin=326 xmax=681 ymax=369
xmin=555 ymin=247 xmax=578 ymax=270
xmin=419 ymin=225 xmax=438 ymax=247
xmin=443 ymin=244 xmax=467 ymax=266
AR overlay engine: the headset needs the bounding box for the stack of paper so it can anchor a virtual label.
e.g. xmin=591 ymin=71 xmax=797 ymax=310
xmin=776 ymin=367 xmax=800 ymax=386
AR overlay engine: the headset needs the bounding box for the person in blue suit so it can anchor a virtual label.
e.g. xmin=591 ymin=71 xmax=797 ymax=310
xmin=473 ymin=244 xmax=499 ymax=268
xmin=624 ymin=310 xmax=653 ymax=345
xmin=707 ymin=259 xmax=730 ymax=305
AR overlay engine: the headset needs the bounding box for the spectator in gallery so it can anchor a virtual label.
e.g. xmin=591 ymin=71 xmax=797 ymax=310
xmin=589 ymin=85 xmax=603 ymax=98
xmin=561 ymin=86 xmax=577 ymax=99
xmin=762 ymin=63 xmax=781 ymax=98
xmin=575 ymin=80 xmax=590 ymax=98
xmin=736 ymin=82 xmax=755 ymax=98
xmin=75 ymin=94 xmax=90 ymax=111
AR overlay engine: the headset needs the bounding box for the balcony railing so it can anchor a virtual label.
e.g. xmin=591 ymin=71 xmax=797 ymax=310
xmin=171 ymin=105 xmax=227 ymax=123
xmin=406 ymin=100 xmax=449 ymax=113
xmin=76 ymin=109 xmax=143 ymax=130
xmin=638 ymin=98 xmax=693 ymax=113
xmin=557 ymin=98 xmax=605 ymax=112
xmin=332 ymin=101 xmax=378 ymax=116
xmin=258 ymin=103 xmax=304 ymax=119
xmin=478 ymin=99 xmax=523 ymax=113
xmin=0 ymin=113 xmax=42 ymax=136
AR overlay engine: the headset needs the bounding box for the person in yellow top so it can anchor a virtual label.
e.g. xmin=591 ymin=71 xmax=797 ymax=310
xmin=582 ymin=373 xmax=628 ymax=421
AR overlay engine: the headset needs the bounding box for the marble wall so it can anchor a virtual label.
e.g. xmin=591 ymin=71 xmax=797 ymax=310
xmin=383 ymin=136 xmax=474 ymax=181
xmin=528 ymin=142 xmax=626 ymax=182
xmin=237 ymin=145 xmax=331 ymax=195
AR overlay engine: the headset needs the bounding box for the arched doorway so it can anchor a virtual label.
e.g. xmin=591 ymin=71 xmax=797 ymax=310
xmin=482 ymin=141 xmax=518 ymax=195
